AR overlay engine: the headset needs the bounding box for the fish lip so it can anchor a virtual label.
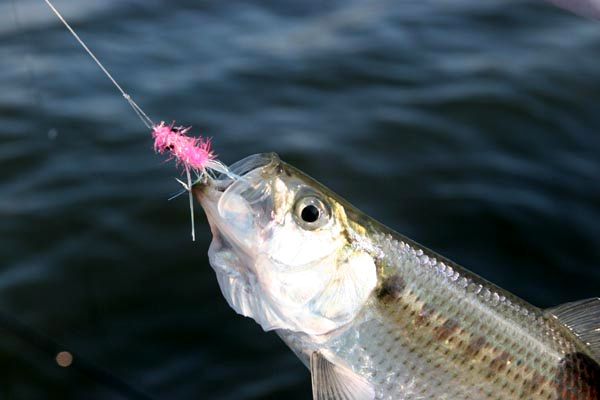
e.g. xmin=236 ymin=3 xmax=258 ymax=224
xmin=192 ymin=152 xmax=282 ymax=233
xmin=228 ymin=152 xmax=280 ymax=177
xmin=192 ymin=152 xmax=281 ymax=196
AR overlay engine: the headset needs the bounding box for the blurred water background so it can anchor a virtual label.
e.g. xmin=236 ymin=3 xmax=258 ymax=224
xmin=0 ymin=0 xmax=599 ymax=398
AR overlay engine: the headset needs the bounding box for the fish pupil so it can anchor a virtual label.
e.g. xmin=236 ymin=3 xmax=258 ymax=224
xmin=301 ymin=205 xmax=320 ymax=223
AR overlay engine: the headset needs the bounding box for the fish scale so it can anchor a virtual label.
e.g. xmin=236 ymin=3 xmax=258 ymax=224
xmin=280 ymin=230 xmax=599 ymax=399
xmin=297 ymin=231 xmax=598 ymax=399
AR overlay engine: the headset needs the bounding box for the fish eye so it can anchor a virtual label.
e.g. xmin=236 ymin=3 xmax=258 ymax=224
xmin=301 ymin=204 xmax=319 ymax=223
xmin=294 ymin=196 xmax=330 ymax=230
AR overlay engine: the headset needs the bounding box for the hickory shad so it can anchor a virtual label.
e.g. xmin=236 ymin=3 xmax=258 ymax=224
xmin=193 ymin=153 xmax=599 ymax=400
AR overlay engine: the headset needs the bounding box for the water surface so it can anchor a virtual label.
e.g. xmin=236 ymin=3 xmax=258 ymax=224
xmin=1 ymin=0 xmax=599 ymax=398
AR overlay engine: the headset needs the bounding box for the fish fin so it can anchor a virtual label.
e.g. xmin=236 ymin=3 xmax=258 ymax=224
xmin=310 ymin=351 xmax=375 ymax=400
xmin=547 ymin=297 xmax=600 ymax=362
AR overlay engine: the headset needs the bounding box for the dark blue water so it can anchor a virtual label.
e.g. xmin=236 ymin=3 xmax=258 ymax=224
xmin=1 ymin=0 xmax=599 ymax=398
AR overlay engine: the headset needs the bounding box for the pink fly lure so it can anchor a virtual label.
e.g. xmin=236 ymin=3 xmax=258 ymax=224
xmin=151 ymin=122 xmax=218 ymax=242
xmin=152 ymin=122 xmax=215 ymax=173
xmin=150 ymin=121 xmax=234 ymax=184
xmin=43 ymin=0 xmax=234 ymax=240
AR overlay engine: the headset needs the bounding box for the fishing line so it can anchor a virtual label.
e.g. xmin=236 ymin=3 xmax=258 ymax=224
xmin=42 ymin=0 xmax=154 ymax=130
xmin=186 ymin=168 xmax=196 ymax=242
xmin=42 ymin=0 xmax=234 ymax=241
xmin=5 ymin=4 xmax=154 ymax=397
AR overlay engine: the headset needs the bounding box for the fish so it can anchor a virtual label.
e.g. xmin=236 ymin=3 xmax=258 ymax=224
xmin=193 ymin=153 xmax=600 ymax=400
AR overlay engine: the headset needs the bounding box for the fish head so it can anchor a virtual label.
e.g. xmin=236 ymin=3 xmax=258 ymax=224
xmin=194 ymin=153 xmax=377 ymax=336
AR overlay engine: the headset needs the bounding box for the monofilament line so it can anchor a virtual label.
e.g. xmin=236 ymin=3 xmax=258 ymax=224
xmin=43 ymin=0 xmax=219 ymax=242
xmin=43 ymin=0 xmax=154 ymax=130
xmin=186 ymin=168 xmax=196 ymax=241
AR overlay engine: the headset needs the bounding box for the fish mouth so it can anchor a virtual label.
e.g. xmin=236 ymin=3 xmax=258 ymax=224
xmin=228 ymin=152 xmax=280 ymax=179
xmin=193 ymin=152 xmax=280 ymax=194
xmin=192 ymin=152 xmax=281 ymax=237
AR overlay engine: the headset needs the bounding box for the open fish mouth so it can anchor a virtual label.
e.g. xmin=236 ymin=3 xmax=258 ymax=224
xmin=191 ymin=152 xmax=282 ymax=259
xmin=192 ymin=152 xmax=281 ymax=243
xmin=200 ymin=152 xmax=281 ymax=192
xmin=191 ymin=153 xmax=289 ymax=332
xmin=228 ymin=152 xmax=280 ymax=178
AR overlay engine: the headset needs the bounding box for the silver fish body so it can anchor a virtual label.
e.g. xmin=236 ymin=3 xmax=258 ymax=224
xmin=280 ymin=229 xmax=599 ymax=399
xmin=194 ymin=153 xmax=600 ymax=400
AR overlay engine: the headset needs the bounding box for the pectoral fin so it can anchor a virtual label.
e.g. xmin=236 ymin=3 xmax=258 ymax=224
xmin=310 ymin=351 xmax=375 ymax=400
xmin=547 ymin=297 xmax=600 ymax=362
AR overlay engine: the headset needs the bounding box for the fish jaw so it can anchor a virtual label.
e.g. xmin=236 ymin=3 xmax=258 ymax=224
xmin=193 ymin=154 xmax=378 ymax=337
xmin=193 ymin=164 xmax=289 ymax=332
